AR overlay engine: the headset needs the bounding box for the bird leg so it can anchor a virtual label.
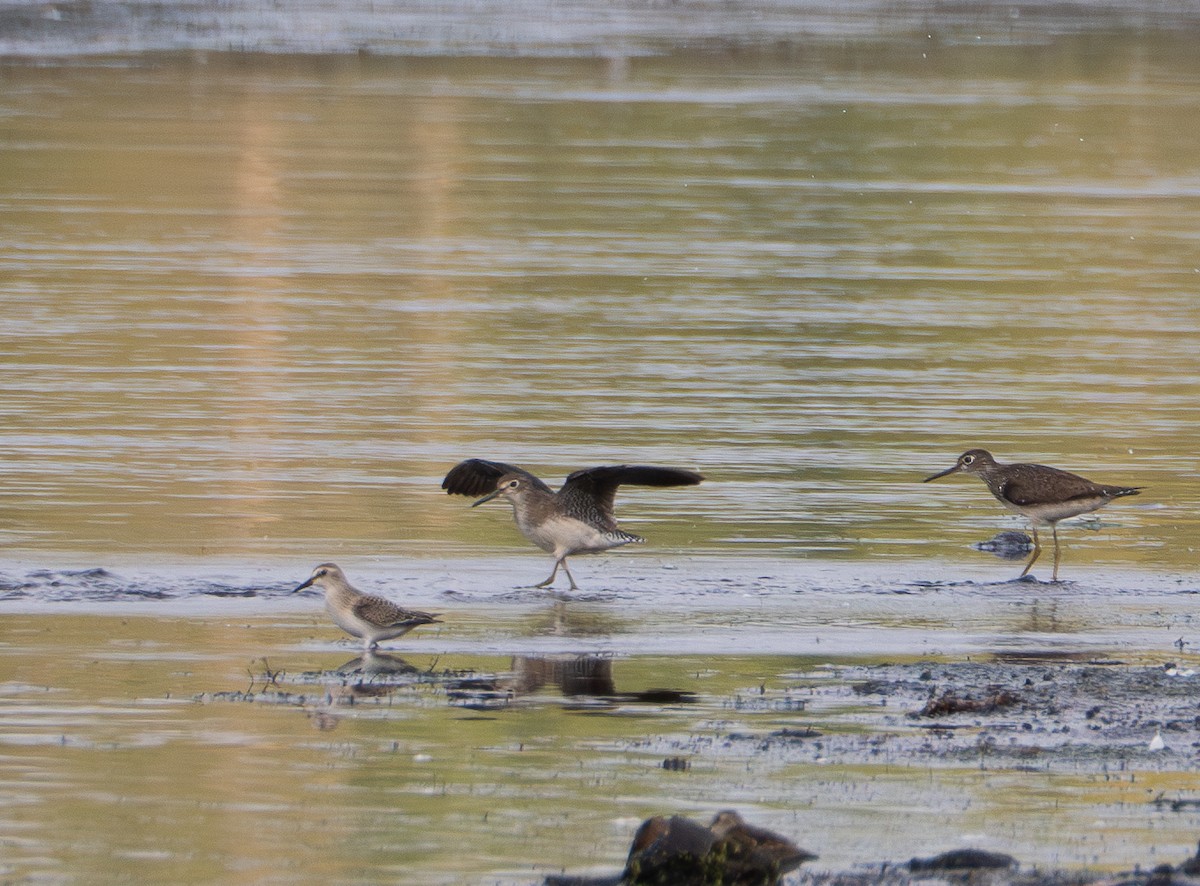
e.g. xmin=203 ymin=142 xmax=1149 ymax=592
xmin=1019 ymin=526 xmax=1041 ymax=578
xmin=1050 ymin=524 xmax=1061 ymax=582
xmin=534 ymin=557 xmax=579 ymax=591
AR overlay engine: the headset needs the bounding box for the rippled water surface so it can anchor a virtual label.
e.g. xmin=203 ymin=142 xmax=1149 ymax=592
xmin=4 ymin=33 xmax=1200 ymax=567
xmin=2 ymin=8 xmax=1200 ymax=884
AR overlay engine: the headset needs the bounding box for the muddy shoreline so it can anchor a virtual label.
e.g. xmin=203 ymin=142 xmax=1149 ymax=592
xmin=199 ymin=649 xmax=1200 ymax=883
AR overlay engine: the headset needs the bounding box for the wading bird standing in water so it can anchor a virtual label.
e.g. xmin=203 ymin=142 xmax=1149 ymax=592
xmin=924 ymin=449 xmax=1142 ymax=581
xmin=442 ymin=458 xmax=705 ymax=590
xmin=292 ymin=563 xmax=441 ymax=650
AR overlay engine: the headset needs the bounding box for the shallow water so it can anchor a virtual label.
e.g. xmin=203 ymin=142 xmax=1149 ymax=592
xmin=4 ymin=558 xmax=1200 ymax=883
xmin=5 ymin=564 xmax=1200 ymax=885
xmin=3 ymin=6 xmax=1200 ymax=884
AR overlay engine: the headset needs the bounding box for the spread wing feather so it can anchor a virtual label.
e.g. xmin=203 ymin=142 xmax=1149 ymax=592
xmin=441 ymin=458 xmax=553 ymax=496
xmin=558 ymin=465 xmax=704 ymax=530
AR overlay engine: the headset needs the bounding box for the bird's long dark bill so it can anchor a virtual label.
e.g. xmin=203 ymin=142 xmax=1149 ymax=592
xmin=292 ymin=577 xmax=315 ymax=593
xmin=923 ymin=464 xmax=961 ymax=482
xmin=472 ymin=489 xmax=503 ymax=507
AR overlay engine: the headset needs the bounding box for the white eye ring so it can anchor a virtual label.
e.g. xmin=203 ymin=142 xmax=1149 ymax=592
xmin=962 ymin=455 xmax=975 ymax=465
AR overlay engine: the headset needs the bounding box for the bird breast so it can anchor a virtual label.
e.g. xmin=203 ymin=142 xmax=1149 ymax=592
xmin=325 ymin=594 xmax=367 ymax=638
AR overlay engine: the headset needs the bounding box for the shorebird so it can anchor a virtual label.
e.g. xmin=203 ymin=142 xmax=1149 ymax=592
xmin=624 ymin=810 xmax=815 ymax=885
xmin=707 ymin=810 xmax=818 ymax=875
xmin=924 ymin=449 xmax=1142 ymax=581
xmin=292 ymin=563 xmax=441 ymax=650
xmin=441 ymin=459 xmax=704 ymax=590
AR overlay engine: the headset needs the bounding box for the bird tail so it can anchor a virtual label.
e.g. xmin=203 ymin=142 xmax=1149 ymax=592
xmin=607 ymin=530 xmax=644 ymax=546
xmin=1109 ymin=486 xmax=1143 ymax=499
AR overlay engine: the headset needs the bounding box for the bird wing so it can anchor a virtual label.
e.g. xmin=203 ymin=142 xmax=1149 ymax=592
xmin=710 ymin=813 xmax=818 ymax=869
xmin=558 ymin=465 xmax=704 ymax=531
xmin=998 ymin=464 xmax=1119 ymax=507
xmin=441 ymin=458 xmax=553 ymax=497
xmin=353 ymin=594 xmax=440 ymax=628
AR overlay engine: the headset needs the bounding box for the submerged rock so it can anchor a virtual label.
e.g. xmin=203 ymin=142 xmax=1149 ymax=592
xmin=973 ymin=530 xmax=1034 ymax=561
xmin=907 ymin=848 xmax=1017 ymax=872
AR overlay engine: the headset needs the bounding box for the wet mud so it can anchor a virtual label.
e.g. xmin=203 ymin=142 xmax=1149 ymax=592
xmin=715 ymin=657 xmax=1200 ymax=773
xmin=196 ymin=647 xmax=1200 ymax=884
xmin=205 ymin=650 xmax=1200 ymax=772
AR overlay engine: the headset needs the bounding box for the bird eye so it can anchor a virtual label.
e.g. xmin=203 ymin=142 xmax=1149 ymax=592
xmin=962 ymin=455 xmax=975 ymax=465
xmin=508 ymin=479 xmax=520 ymax=488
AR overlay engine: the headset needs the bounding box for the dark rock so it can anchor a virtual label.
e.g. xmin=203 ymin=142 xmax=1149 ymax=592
xmin=551 ymin=810 xmax=818 ymax=886
xmin=907 ymin=848 xmax=1017 ymax=872
xmin=914 ymin=689 xmax=1021 ymax=718
xmin=1180 ymin=841 xmax=1200 ymax=875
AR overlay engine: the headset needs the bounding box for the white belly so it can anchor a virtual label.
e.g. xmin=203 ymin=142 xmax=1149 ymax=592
xmin=519 ymin=513 xmax=627 ymax=559
xmin=1000 ymin=497 xmax=1105 ymax=525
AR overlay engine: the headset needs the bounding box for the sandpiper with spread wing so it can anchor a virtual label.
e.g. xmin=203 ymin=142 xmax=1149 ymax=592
xmin=442 ymin=459 xmax=704 ymax=590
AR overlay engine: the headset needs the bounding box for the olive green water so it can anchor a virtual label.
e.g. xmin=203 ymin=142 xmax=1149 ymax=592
xmin=3 ymin=15 xmax=1200 ymax=885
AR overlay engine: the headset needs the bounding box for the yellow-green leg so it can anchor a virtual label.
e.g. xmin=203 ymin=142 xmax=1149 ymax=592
xmin=534 ymin=557 xmax=579 ymax=591
xmin=1050 ymin=524 xmax=1061 ymax=582
xmin=1019 ymin=526 xmax=1041 ymax=578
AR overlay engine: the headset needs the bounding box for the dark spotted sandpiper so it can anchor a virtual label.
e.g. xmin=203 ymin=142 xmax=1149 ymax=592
xmin=924 ymin=449 xmax=1142 ymax=581
xmin=441 ymin=459 xmax=704 ymax=590
xmin=624 ymin=810 xmax=816 ymax=884
xmin=292 ymin=563 xmax=441 ymax=650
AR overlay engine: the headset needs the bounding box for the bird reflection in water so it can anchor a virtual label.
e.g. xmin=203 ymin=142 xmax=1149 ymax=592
xmin=512 ymin=653 xmax=616 ymax=697
xmin=335 ymin=649 xmax=421 ymax=680
xmin=298 ymin=652 xmax=426 ymax=731
xmin=447 ymin=653 xmax=696 ymax=710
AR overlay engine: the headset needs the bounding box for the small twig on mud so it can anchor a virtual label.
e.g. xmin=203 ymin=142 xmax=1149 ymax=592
xmin=260 ymin=658 xmax=284 ymax=686
xmin=247 ymin=658 xmax=284 ymax=693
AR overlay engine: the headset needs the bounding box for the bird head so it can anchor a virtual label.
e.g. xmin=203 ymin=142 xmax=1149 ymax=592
xmin=293 ymin=562 xmax=343 ymax=593
xmin=924 ymin=449 xmax=995 ymax=482
xmin=472 ymin=474 xmax=528 ymax=507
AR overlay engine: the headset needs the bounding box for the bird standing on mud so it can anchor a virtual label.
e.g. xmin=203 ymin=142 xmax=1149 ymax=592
xmin=441 ymin=458 xmax=705 ymax=590
xmin=924 ymin=449 xmax=1142 ymax=581
xmin=292 ymin=563 xmax=441 ymax=650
